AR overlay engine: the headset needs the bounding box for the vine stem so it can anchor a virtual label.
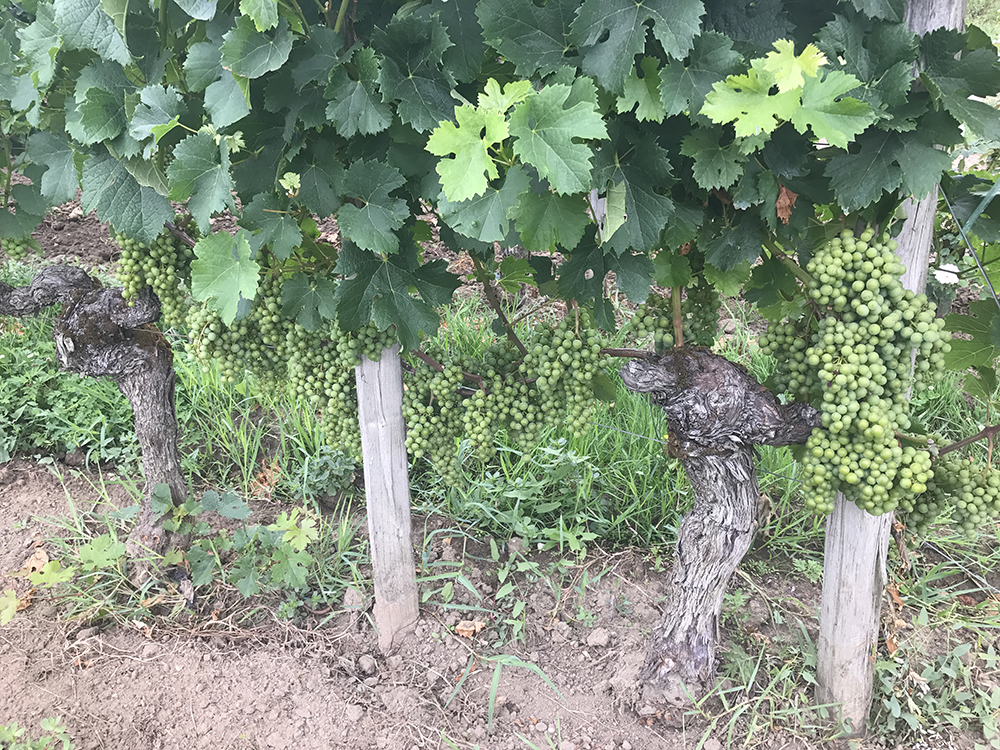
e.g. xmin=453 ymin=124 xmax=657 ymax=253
xmin=671 ymin=286 xmax=684 ymax=346
xmin=333 ymin=0 xmax=351 ymax=32
xmin=1 ymin=136 xmax=12 ymax=204
xmin=600 ymin=348 xmax=648 ymax=358
xmin=408 ymin=349 xmax=487 ymax=392
xmin=765 ymin=239 xmax=813 ymax=286
xmin=164 ymin=222 xmax=196 ymax=248
xmin=469 ymin=254 xmax=529 ymax=356
xmin=938 ymin=423 xmax=1000 ymax=459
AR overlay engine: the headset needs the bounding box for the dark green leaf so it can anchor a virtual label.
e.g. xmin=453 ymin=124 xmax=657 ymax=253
xmin=281 ymin=272 xmax=337 ymax=330
xmin=173 ymin=0 xmax=217 ymax=20
xmin=324 ymin=48 xmax=392 ymax=138
xmin=291 ymin=26 xmax=341 ymax=87
xmin=570 ymin=0 xmax=704 ymax=94
xmin=846 ymin=0 xmax=903 ymax=22
xmin=476 ymin=0 xmax=577 ymax=79
xmin=591 ymin=370 xmax=618 ymax=403
xmin=295 ymin=140 xmax=344 ymax=218
xmin=439 ymin=164 xmax=531 ymax=244
xmin=54 ymin=0 xmax=129 ymax=65
xmin=17 ymin=3 xmax=61 ymax=88
xmin=943 ymin=339 xmax=999 ymax=370
xmin=660 ymin=32 xmax=743 ymax=117
xmin=434 ymin=0 xmax=483 ymax=82
xmin=167 ymin=132 xmax=237 ymax=233
xmin=241 ymin=193 xmax=302 ymax=260
xmin=824 ymin=130 xmax=902 ymax=212
xmin=511 ymin=184 xmax=589 ymax=254
xmin=652 ymin=249 xmax=692 ymax=288
xmin=81 ymin=152 xmax=173 ymax=244
xmin=129 ymin=84 xmax=184 ymax=144
xmin=26 ymin=132 xmax=79 ymax=204
xmin=186 ymin=545 xmax=216 ymax=586
xmin=184 ymin=41 xmax=223 ymax=92
xmin=680 ymin=127 xmax=745 ymax=191
xmin=205 ymin=72 xmax=251 ymax=128
xmin=337 ymin=160 xmax=408 ymax=255
xmin=703 ymin=214 xmax=765 ymax=270
xmin=202 ymin=490 xmax=252 ymax=520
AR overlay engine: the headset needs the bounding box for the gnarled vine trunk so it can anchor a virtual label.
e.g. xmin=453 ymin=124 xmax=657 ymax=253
xmin=620 ymin=348 xmax=819 ymax=704
xmin=0 ymin=265 xmax=185 ymax=581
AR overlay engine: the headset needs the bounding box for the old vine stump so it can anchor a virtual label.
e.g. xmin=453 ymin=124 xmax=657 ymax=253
xmin=0 ymin=266 xmax=185 ymax=581
xmin=621 ymin=348 xmax=819 ymax=704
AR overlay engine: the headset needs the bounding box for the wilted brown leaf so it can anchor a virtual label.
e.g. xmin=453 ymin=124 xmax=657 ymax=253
xmin=776 ymin=184 xmax=798 ymax=224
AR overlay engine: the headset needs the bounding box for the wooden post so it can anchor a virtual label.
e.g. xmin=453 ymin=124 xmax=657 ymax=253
xmin=355 ymin=343 xmax=419 ymax=652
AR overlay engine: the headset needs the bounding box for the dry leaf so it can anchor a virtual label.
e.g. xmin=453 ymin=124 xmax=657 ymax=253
xmin=455 ymin=619 xmax=486 ymax=638
xmin=886 ymin=632 xmax=898 ymax=656
xmin=9 ymin=548 xmax=49 ymax=578
xmin=776 ymin=185 xmax=798 ymax=224
xmin=957 ymin=594 xmax=978 ymax=607
xmin=15 ymin=588 xmax=34 ymax=612
xmin=887 ymin=584 xmax=905 ymax=608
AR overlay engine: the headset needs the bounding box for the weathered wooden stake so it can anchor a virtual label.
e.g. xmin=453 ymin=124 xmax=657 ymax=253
xmin=355 ymin=343 xmax=419 ymax=652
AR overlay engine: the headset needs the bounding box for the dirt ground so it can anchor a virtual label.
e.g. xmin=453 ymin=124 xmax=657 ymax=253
xmin=0 ymin=200 xmax=988 ymax=750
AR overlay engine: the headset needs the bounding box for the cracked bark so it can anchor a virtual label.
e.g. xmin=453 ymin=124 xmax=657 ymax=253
xmin=1 ymin=265 xmax=185 ymax=582
xmin=620 ymin=348 xmax=819 ymax=704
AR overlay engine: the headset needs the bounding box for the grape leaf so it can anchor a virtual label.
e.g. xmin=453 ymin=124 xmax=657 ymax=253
xmin=509 ymin=83 xmax=608 ymax=196
xmin=167 ymin=132 xmax=237 ymax=233
xmin=205 ymin=72 xmax=251 ymax=128
xmin=17 ymin=3 xmax=61 ymax=88
xmin=54 ymin=0 xmax=130 ymax=65
xmin=434 ymin=0 xmax=484 ymax=83
xmin=847 ymin=0 xmax=903 ymax=22
xmin=294 ymin=140 xmax=344 ymax=218
xmin=184 ymin=41 xmax=223 ymax=92
xmin=291 ymin=26 xmax=341 ymax=87
xmin=77 ymin=535 xmax=126 ymax=571
xmin=894 ymin=133 xmax=953 ymax=200
xmin=557 ymin=237 xmax=653 ymax=303
xmin=80 ymin=151 xmax=173 ymax=243
xmin=570 ymin=0 xmax=704 ymax=94
xmin=202 ymin=490 xmax=252 ymax=520
xmin=704 ymin=260 xmax=752 ymax=296
xmin=660 ymin=32 xmax=743 ymax=118
xmin=26 ymin=132 xmax=79 ymax=205
xmin=608 ymin=252 xmax=654 ymax=302
xmin=825 ymin=130 xmax=902 ymax=212
xmin=653 ymin=249 xmax=692 ymax=288
xmin=334 ymin=243 xmax=460 ymax=349
xmin=372 ymin=10 xmax=455 ymax=133
xmin=281 ymin=271 xmax=337 ymax=330
xmin=191 ymin=229 xmax=260 ymax=325
xmin=220 ymin=17 xmax=292 ymax=79
xmin=618 ymin=58 xmax=665 ymax=123
xmin=0 ymin=184 xmax=46 ymax=239
xmin=703 ymin=213 xmax=766 ymax=270
xmin=438 ymin=164 xmax=531 ymax=244
xmin=479 ymin=79 xmax=534 ymax=114
xmin=761 ymin=40 xmax=826 ymax=93
xmin=701 ymin=65 xmax=799 ymax=138
xmin=240 ymin=193 xmax=302 ymax=260
xmin=680 ymin=127 xmax=745 ymax=191
xmin=943 ymin=339 xmax=999 ymax=370
xmin=476 ymin=0 xmax=578 ymax=79
xmin=511 ymin=182 xmax=589 ymax=254
xmin=129 ymin=85 xmax=184 ymax=144
xmin=789 ymin=70 xmax=876 ymax=149
xmin=337 ymin=160 xmax=408 ymax=255
xmin=77 ymin=86 xmax=128 ymax=144
xmin=324 ymin=48 xmax=392 ymax=139
xmin=427 ymin=104 xmax=508 ymax=202
xmin=240 ymin=0 xmax=278 ymax=31
xmin=593 ymin=125 xmax=676 ymax=255
xmin=173 ymin=0 xmax=217 ymax=20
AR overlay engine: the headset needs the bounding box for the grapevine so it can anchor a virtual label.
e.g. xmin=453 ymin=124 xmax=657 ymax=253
xmin=115 ymin=217 xmax=198 ymax=327
xmin=0 ymin=237 xmax=38 ymax=262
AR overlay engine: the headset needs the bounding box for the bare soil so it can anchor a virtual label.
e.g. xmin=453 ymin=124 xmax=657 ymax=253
xmin=0 ymin=202 xmax=986 ymax=750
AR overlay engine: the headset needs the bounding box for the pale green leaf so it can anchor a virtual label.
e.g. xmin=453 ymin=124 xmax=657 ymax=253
xmin=167 ymin=132 xmax=237 ymax=233
xmin=191 ymin=230 xmax=260 ymax=325
xmin=55 ymin=0 xmax=129 ymax=65
xmin=618 ymin=58 xmax=665 ymax=123
xmin=427 ymin=105 xmax=508 ymax=202
xmin=220 ymin=16 xmax=293 ymax=79
xmin=789 ymin=70 xmax=876 ymax=149
xmin=240 ymin=0 xmax=278 ymax=31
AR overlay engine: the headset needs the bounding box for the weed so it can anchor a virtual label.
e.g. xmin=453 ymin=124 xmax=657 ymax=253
xmin=0 ymin=717 xmax=74 ymax=750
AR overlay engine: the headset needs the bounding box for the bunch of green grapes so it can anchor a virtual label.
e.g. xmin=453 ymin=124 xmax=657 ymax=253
xmin=403 ymin=357 xmax=466 ymax=484
xmin=681 ymin=280 xmax=721 ymax=347
xmin=900 ymin=450 xmax=1000 ymax=539
xmin=115 ymin=217 xmax=197 ymax=327
xmin=0 ymin=236 xmax=37 ymax=261
xmin=759 ymin=227 xmax=952 ymax=516
xmin=242 ymin=271 xmax=290 ymax=384
xmin=622 ymin=294 xmax=675 ymax=353
xmin=184 ymin=303 xmax=252 ymax=384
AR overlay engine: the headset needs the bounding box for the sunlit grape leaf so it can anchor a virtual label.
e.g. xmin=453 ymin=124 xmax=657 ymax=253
xmin=324 ymin=48 xmax=392 ymax=139
xmin=479 ymin=79 xmax=534 ymax=114
xmin=570 ymin=0 xmax=704 ymax=94
xmin=81 ymin=152 xmax=173 ymax=244
xmin=220 ymin=17 xmax=293 ymax=79
xmin=54 ymin=0 xmax=129 ymax=65
xmin=438 ymin=164 xmax=531 ymax=244
xmin=680 ymin=127 xmax=745 ymax=191
xmin=701 ymin=65 xmax=799 ymax=138
xmin=427 ymin=104 xmax=508 ymax=202
xmin=789 ymin=70 xmax=875 ymax=149
xmin=26 ymin=132 xmax=79 ymax=204
xmin=167 ymin=132 xmax=237 ymax=233
xmin=618 ymin=58 xmax=665 ymax=122
xmin=761 ymin=40 xmax=826 ymax=93
xmin=240 ymin=0 xmax=278 ymax=31
xmin=191 ymin=230 xmax=260 ymax=325
xmin=77 ymin=534 xmax=126 ymax=571
xmin=660 ymin=32 xmax=743 ymax=117
xmin=509 ymin=84 xmax=607 ymax=195
xmin=281 ymin=272 xmax=337 ymax=330
xmin=371 ymin=10 xmax=455 ymax=132
xmin=476 ymin=0 xmax=578 ymax=78
xmin=337 ymin=161 xmax=408 ymax=255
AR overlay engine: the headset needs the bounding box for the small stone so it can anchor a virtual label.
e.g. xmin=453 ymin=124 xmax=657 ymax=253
xmin=535 ymin=723 xmax=547 ymax=733
xmin=622 ymin=742 xmax=632 ymax=750
xmin=702 ymin=739 xmax=722 ymax=750
xmin=363 ymin=676 xmax=379 ymax=687
xmin=358 ymin=654 xmax=377 ymax=675
xmin=345 ymin=705 xmax=364 ymax=723
xmin=586 ymin=628 xmax=611 ymax=648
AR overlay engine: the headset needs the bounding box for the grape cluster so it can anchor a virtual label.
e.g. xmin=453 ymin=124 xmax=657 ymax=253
xmin=682 ymin=280 xmax=721 ymax=347
xmin=0 ymin=236 xmax=35 ymax=261
xmin=901 ymin=451 xmax=1000 ymax=539
xmin=115 ymin=218 xmax=197 ymax=327
xmin=403 ymin=358 xmax=465 ymax=484
xmin=760 ymin=228 xmax=952 ymax=516
xmin=622 ymin=294 xmax=675 ymax=353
